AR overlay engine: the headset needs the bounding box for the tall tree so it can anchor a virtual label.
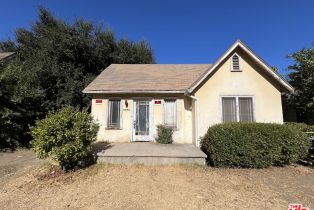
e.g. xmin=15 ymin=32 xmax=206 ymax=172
xmin=286 ymin=43 xmax=314 ymax=124
xmin=0 ymin=7 xmax=155 ymax=148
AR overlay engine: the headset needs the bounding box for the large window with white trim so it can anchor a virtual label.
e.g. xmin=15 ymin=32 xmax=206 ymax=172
xmin=222 ymin=96 xmax=254 ymax=122
xmin=107 ymin=99 xmax=121 ymax=128
xmin=163 ymin=99 xmax=177 ymax=128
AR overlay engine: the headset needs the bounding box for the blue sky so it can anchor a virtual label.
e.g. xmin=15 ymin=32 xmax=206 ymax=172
xmin=0 ymin=0 xmax=313 ymax=75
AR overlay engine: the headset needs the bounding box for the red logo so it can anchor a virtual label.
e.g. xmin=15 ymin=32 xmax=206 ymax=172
xmin=289 ymin=204 xmax=309 ymax=210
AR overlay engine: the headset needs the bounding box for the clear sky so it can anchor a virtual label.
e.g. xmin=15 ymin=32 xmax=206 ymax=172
xmin=0 ymin=0 xmax=313 ymax=75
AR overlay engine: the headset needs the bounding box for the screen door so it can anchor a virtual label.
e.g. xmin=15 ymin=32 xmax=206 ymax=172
xmin=133 ymin=100 xmax=152 ymax=141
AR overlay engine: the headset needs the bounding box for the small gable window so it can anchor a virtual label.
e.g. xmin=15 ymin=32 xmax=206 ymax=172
xmin=231 ymin=54 xmax=241 ymax=71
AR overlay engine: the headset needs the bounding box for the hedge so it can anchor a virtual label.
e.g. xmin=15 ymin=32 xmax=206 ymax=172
xmin=201 ymin=123 xmax=310 ymax=168
xmin=285 ymin=122 xmax=314 ymax=138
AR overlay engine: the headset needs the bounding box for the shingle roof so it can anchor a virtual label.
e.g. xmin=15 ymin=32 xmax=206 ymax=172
xmin=83 ymin=64 xmax=211 ymax=93
xmin=0 ymin=52 xmax=15 ymax=60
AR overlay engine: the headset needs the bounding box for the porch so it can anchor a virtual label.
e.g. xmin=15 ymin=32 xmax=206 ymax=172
xmin=94 ymin=142 xmax=207 ymax=165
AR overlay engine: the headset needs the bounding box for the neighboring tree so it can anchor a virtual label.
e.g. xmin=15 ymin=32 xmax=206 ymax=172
xmin=286 ymin=44 xmax=314 ymax=124
xmin=271 ymin=66 xmax=278 ymax=72
xmin=0 ymin=7 xmax=155 ymax=148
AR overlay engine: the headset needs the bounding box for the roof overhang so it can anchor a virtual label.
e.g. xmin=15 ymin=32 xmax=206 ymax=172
xmin=82 ymin=90 xmax=186 ymax=94
xmin=187 ymin=40 xmax=294 ymax=94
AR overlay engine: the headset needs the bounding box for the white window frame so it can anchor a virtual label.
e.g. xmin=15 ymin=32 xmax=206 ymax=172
xmin=106 ymin=98 xmax=123 ymax=129
xmin=230 ymin=53 xmax=242 ymax=72
xmin=220 ymin=95 xmax=255 ymax=123
xmin=163 ymin=98 xmax=178 ymax=129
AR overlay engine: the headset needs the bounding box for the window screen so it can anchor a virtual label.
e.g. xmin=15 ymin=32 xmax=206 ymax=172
xmin=108 ymin=100 xmax=121 ymax=128
xmin=232 ymin=54 xmax=240 ymax=70
xmin=239 ymin=97 xmax=253 ymax=122
xmin=222 ymin=97 xmax=237 ymax=122
xmin=164 ymin=99 xmax=177 ymax=128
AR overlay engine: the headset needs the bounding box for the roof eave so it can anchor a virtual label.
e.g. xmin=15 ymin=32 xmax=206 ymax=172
xmin=82 ymin=90 xmax=186 ymax=94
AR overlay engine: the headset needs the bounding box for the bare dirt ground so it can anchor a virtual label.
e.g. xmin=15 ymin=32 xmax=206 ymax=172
xmin=0 ymin=150 xmax=313 ymax=210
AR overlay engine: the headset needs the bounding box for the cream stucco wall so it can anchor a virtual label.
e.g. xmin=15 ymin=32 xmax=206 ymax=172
xmin=194 ymin=50 xmax=284 ymax=138
xmin=90 ymin=49 xmax=285 ymax=145
xmin=91 ymin=95 xmax=193 ymax=144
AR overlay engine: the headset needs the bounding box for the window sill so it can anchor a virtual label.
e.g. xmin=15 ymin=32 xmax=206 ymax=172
xmin=230 ymin=69 xmax=242 ymax=72
xmin=165 ymin=126 xmax=179 ymax=131
xmin=106 ymin=127 xmax=122 ymax=130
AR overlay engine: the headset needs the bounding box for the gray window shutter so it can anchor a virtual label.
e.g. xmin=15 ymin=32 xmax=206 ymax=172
xmin=222 ymin=97 xmax=237 ymax=122
xmin=239 ymin=97 xmax=253 ymax=122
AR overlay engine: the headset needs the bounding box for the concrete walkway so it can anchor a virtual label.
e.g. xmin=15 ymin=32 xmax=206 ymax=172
xmin=95 ymin=142 xmax=207 ymax=165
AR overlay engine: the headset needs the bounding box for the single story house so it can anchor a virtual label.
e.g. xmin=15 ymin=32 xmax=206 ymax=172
xmin=83 ymin=40 xmax=293 ymax=147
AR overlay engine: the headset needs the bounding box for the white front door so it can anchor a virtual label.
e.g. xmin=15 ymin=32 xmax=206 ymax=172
xmin=132 ymin=100 xmax=153 ymax=141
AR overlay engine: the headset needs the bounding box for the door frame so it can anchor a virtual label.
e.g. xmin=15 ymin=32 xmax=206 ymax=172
xmin=131 ymin=98 xmax=154 ymax=142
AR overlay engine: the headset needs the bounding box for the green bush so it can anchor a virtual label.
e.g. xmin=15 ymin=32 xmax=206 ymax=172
xmin=201 ymin=123 xmax=310 ymax=168
xmin=30 ymin=106 xmax=99 ymax=170
xmin=285 ymin=122 xmax=314 ymax=166
xmin=285 ymin=122 xmax=314 ymax=138
xmin=155 ymin=124 xmax=173 ymax=144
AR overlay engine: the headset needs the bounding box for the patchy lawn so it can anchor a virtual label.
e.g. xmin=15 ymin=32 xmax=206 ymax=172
xmin=0 ymin=150 xmax=313 ymax=210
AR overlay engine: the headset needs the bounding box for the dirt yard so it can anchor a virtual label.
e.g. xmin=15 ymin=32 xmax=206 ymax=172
xmin=0 ymin=150 xmax=313 ymax=210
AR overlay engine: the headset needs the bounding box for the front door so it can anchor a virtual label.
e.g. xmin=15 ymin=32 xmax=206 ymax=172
xmin=133 ymin=100 xmax=153 ymax=141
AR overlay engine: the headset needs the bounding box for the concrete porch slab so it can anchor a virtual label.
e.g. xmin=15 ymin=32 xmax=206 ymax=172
xmin=95 ymin=142 xmax=207 ymax=165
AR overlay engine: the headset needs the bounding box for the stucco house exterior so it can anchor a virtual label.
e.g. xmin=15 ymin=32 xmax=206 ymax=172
xmin=83 ymin=40 xmax=293 ymax=147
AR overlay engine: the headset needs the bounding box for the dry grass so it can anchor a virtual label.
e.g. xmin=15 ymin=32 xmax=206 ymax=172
xmin=1 ymin=161 xmax=313 ymax=210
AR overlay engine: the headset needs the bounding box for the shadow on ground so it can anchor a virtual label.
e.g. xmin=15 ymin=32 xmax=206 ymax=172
xmin=91 ymin=142 xmax=113 ymax=154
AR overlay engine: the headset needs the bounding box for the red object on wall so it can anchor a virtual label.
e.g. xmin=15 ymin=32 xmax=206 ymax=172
xmin=154 ymin=100 xmax=161 ymax=104
xmin=95 ymin=99 xmax=102 ymax=104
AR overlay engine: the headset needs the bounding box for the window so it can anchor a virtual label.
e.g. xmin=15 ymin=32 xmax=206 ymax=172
xmin=238 ymin=97 xmax=254 ymax=122
xmin=222 ymin=97 xmax=254 ymax=122
xmin=231 ymin=54 xmax=241 ymax=71
xmin=163 ymin=99 xmax=177 ymax=128
xmin=222 ymin=97 xmax=237 ymax=122
xmin=107 ymin=99 xmax=121 ymax=128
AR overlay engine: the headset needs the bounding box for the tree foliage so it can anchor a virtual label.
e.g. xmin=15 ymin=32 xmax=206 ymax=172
xmin=0 ymin=7 xmax=154 ymax=148
xmin=287 ymin=44 xmax=314 ymax=124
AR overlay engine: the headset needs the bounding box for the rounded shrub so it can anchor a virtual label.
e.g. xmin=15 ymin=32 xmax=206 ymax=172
xmin=30 ymin=106 xmax=99 ymax=170
xmin=201 ymin=123 xmax=310 ymax=168
xmin=156 ymin=124 xmax=173 ymax=144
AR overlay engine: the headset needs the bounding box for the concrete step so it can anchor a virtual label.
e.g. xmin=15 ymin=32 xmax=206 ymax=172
xmin=95 ymin=142 xmax=207 ymax=166
xmin=97 ymin=156 xmax=206 ymax=165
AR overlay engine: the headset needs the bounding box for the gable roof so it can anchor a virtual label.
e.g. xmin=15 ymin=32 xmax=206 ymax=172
xmin=0 ymin=52 xmax=15 ymax=60
xmin=83 ymin=64 xmax=211 ymax=93
xmin=83 ymin=40 xmax=294 ymax=94
xmin=187 ymin=40 xmax=294 ymax=93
